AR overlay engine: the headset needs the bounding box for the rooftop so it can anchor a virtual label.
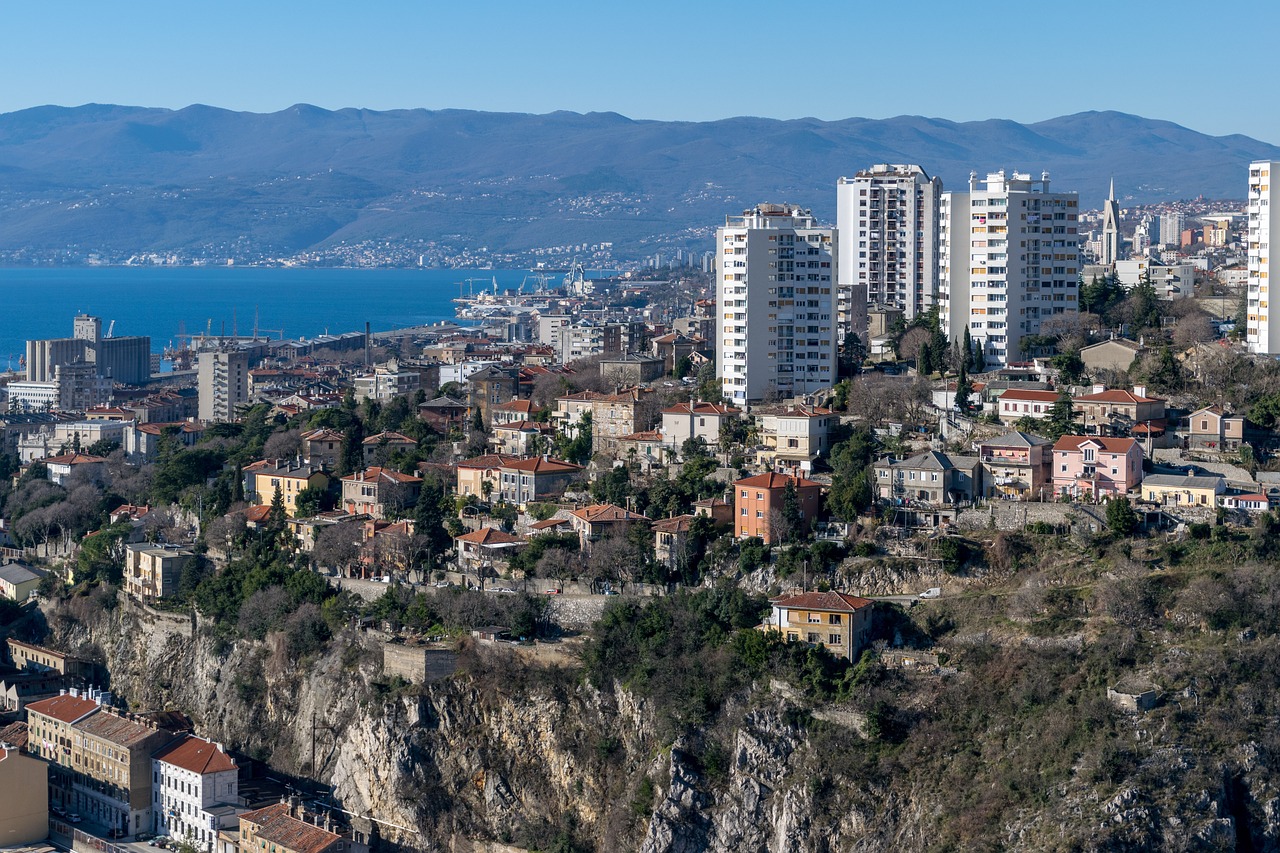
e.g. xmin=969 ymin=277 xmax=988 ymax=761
xmin=154 ymin=734 xmax=238 ymax=775
xmin=771 ymin=591 xmax=874 ymax=613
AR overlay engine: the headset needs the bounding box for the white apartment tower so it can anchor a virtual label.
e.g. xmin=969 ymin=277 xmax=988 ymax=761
xmin=1160 ymin=212 xmax=1186 ymax=248
xmin=1246 ymin=161 xmax=1278 ymax=354
xmin=716 ymin=203 xmax=836 ymax=403
xmin=837 ymin=164 xmax=941 ymax=332
xmin=939 ymin=170 xmax=1080 ymax=367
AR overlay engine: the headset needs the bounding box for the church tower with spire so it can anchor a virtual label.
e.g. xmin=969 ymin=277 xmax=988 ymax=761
xmin=1101 ymin=178 xmax=1121 ymax=267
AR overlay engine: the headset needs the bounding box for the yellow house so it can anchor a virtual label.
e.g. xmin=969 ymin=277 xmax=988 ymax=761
xmin=759 ymin=591 xmax=874 ymax=661
xmin=243 ymin=460 xmax=330 ymax=518
xmin=0 ymin=561 xmax=43 ymax=601
xmin=1140 ymin=474 xmax=1226 ymax=508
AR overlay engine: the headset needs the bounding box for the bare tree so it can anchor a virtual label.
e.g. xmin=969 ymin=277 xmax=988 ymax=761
xmin=312 ymin=522 xmax=362 ymax=576
xmin=1171 ymin=312 xmax=1218 ymax=349
xmin=263 ymin=429 xmax=303 ymax=460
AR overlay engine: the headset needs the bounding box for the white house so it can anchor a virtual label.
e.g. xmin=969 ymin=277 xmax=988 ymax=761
xmin=152 ymin=735 xmax=242 ymax=851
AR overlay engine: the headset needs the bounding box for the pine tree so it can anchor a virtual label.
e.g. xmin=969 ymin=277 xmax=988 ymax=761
xmin=962 ymin=326 xmax=974 ymax=372
xmin=954 ymin=364 xmax=972 ymax=414
xmin=974 ymin=341 xmax=987 ymax=373
xmin=918 ymin=340 xmax=934 ymax=376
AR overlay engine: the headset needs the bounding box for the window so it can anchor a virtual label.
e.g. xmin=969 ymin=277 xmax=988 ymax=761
xmin=828 ymin=633 xmax=842 ymax=645
xmin=828 ymin=614 xmax=842 ymax=625
xmin=807 ymin=632 xmax=820 ymax=643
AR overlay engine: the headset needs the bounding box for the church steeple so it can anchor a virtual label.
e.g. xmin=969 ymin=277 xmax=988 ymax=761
xmin=1109 ymin=177 xmax=1115 ymax=201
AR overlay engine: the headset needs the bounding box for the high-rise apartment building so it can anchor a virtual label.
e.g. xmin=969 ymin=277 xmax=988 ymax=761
xmin=716 ymin=203 xmax=836 ymax=403
xmin=1160 ymin=212 xmax=1186 ymax=248
xmin=836 ymin=164 xmax=941 ymax=332
xmin=1246 ymin=161 xmax=1278 ymax=354
xmin=939 ymin=170 xmax=1080 ymax=367
xmin=197 ymin=349 xmax=252 ymax=422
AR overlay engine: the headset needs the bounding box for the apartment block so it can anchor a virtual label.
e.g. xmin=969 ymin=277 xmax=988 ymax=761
xmin=716 ymin=203 xmax=836 ymax=403
xmin=940 ymin=170 xmax=1080 ymax=366
xmin=837 ymin=164 xmax=941 ymax=331
xmin=1246 ymin=161 xmax=1278 ymax=354
xmin=198 ymin=349 xmax=253 ymax=423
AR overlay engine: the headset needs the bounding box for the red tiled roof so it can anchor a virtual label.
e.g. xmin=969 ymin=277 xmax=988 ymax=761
xmin=770 ymin=591 xmax=873 ymax=613
xmin=493 ymin=420 xmax=553 ymax=432
xmin=494 ymin=399 xmax=537 ymax=413
xmin=25 ymin=693 xmax=101 ymax=724
xmin=734 ymin=472 xmax=821 ymax=489
xmin=570 ymin=504 xmax=650 ymax=523
xmin=653 ymin=514 xmax=694 ymax=533
xmin=301 ymin=428 xmax=345 ymax=442
xmin=529 ymin=517 xmax=570 ymax=530
xmin=362 ymin=431 xmax=417 ymax=445
xmin=502 ymin=457 xmax=582 ymax=474
xmin=661 ymin=402 xmax=741 ymax=416
xmin=619 ymin=430 xmax=664 ymax=442
xmin=240 ymin=803 xmax=343 ymax=853
xmin=1052 ymin=435 xmax=1139 ymax=453
xmin=0 ymin=721 xmax=28 ymax=750
xmin=999 ymin=389 xmax=1061 ymax=403
xmin=1074 ymin=389 xmax=1163 ymax=404
xmin=154 ymin=734 xmax=237 ymax=775
xmin=244 ymin=505 xmax=273 ymax=523
xmin=342 ymin=467 xmax=422 ymax=485
xmin=456 ymin=453 xmax=521 ymax=470
xmin=74 ymin=710 xmax=162 ymax=748
xmin=42 ymin=452 xmax=107 ymax=465
xmin=455 ymin=527 xmax=526 ymax=545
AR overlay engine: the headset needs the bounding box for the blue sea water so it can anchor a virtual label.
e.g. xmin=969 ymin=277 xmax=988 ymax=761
xmin=0 ymin=267 xmax=567 ymax=367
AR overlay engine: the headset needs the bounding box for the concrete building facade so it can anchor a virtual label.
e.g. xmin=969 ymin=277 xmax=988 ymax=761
xmin=198 ymin=350 xmax=252 ymax=423
xmin=940 ymin=170 xmax=1080 ymax=366
xmin=837 ymin=164 xmax=941 ymax=330
xmin=716 ymin=203 xmax=837 ymax=403
xmin=1247 ymin=161 xmax=1278 ymax=354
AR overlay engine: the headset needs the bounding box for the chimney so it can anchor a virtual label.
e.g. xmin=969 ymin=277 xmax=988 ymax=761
xmin=216 ymin=742 xmax=224 ymax=753
xmin=1092 ymin=384 xmax=1105 ymax=395
xmin=1132 ymin=385 xmax=1147 ymax=399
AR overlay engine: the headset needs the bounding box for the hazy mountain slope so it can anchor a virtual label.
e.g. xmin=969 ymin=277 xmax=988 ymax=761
xmin=0 ymin=105 xmax=1274 ymax=261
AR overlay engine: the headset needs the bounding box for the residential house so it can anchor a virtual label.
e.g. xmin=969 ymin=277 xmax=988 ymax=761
xmin=599 ymin=353 xmax=665 ymax=384
xmin=591 ymin=388 xmax=657 ymax=454
xmin=0 ymin=669 xmax=80 ymax=713
xmin=418 ymin=396 xmax=468 ymax=433
xmin=660 ymin=402 xmax=741 ymax=452
xmin=692 ymin=497 xmax=734 ymax=528
xmin=733 ymin=472 xmax=823 ymax=544
xmin=454 ymin=527 xmax=527 ymax=577
xmin=567 ymin=504 xmax=650 ymax=547
xmin=1223 ymin=493 xmax=1270 ymax=513
xmin=653 ymin=515 xmax=695 ymax=572
xmin=491 ymin=398 xmax=540 ymax=427
xmin=300 ymin=429 xmax=345 ymax=468
xmin=1079 ymin=338 xmax=1143 ymax=374
xmin=756 ymin=406 xmax=834 ymax=474
xmin=7 ymin=638 xmax=91 ymax=677
xmin=43 ymin=452 xmax=108 ymax=486
xmin=341 ymin=467 xmax=423 ymax=519
xmin=124 ymin=544 xmax=196 ymax=601
xmin=362 ymin=431 xmax=417 ymax=465
xmin=974 ymin=432 xmax=1053 ymax=501
xmin=152 ymin=735 xmax=241 ymax=849
xmin=490 ymin=420 xmax=554 ymax=456
xmin=456 ymin=455 xmax=583 ymax=504
xmin=874 ymin=451 xmax=983 ymax=506
xmin=123 ymin=422 xmax=205 ymax=463
xmin=0 ymin=745 xmax=48 ymax=845
xmin=1140 ymin=474 xmax=1226 ymax=508
xmin=997 ymin=389 xmax=1063 ymax=425
xmin=26 ymin=692 xmax=103 ymax=814
xmin=1051 ymin=436 xmax=1144 ymax=498
xmin=353 ymin=359 xmax=420 ymax=402
xmin=651 ymin=332 xmax=701 ymax=375
xmin=1186 ymin=405 xmax=1246 ymax=452
xmin=243 ymin=460 xmax=329 ymax=517
xmin=71 ymin=707 xmax=177 ymax=836
xmin=231 ymin=802 xmax=368 ymax=853
xmin=468 ymin=365 xmax=519 ymax=429
xmin=553 ymin=391 xmax=604 ymax=439
xmin=1073 ymin=386 xmax=1166 ymax=440
xmin=759 ymin=591 xmax=874 ymax=662
xmin=615 ymin=430 xmax=666 ymax=468
xmin=0 ymin=560 xmax=43 ymax=601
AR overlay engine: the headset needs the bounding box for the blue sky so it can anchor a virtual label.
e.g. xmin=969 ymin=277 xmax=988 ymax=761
xmin=3 ymin=0 xmax=1276 ymax=144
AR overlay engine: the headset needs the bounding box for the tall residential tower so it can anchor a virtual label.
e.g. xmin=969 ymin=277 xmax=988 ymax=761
xmin=1246 ymin=161 xmax=1278 ymax=354
xmin=939 ymin=170 xmax=1080 ymax=367
xmin=716 ymin=203 xmax=836 ymax=403
xmin=836 ymin=164 xmax=941 ymax=334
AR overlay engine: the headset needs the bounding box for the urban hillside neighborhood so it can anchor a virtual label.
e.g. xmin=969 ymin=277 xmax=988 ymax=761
xmin=1 ymin=158 xmax=1280 ymax=851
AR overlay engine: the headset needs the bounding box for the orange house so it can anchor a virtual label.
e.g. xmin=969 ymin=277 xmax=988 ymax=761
xmin=733 ymin=472 xmax=823 ymax=543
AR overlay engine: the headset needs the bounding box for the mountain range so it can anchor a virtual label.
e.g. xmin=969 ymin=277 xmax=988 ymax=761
xmin=0 ymin=104 xmax=1276 ymax=264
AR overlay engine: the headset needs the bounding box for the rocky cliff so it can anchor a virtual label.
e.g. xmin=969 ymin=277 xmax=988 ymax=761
xmin=39 ymin=579 xmax=1280 ymax=853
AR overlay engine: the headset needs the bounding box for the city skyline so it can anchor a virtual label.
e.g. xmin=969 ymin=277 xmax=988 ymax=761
xmin=2 ymin=0 xmax=1277 ymax=145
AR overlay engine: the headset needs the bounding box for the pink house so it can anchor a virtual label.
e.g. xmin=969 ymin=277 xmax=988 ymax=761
xmin=1051 ymin=435 xmax=1143 ymax=498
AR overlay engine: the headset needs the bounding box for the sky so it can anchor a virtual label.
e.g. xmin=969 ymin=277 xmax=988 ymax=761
xmin=2 ymin=0 xmax=1276 ymax=144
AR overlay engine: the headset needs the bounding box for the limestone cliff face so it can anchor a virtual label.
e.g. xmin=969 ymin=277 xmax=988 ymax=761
xmin=40 ymin=595 xmax=1280 ymax=853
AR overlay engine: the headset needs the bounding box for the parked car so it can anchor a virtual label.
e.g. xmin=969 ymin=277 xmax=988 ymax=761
xmin=918 ymin=587 xmax=942 ymax=599
xmin=544 ymin=588 xmax=561 ymax=595
xmin=66 ymin=814 xmax=83 ymax=824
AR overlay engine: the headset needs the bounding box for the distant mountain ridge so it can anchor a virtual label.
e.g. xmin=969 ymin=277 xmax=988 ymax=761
xmin=0 ymin=104 xmax=1275 ymax=263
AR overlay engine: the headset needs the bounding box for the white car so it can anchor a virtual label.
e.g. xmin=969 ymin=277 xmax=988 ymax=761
xmin=918 ymin=587 xmax=942 ymax=600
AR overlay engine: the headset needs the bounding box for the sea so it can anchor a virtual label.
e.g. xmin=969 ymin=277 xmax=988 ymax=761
xmin=0 ymin=267 xmax=583 ymax=368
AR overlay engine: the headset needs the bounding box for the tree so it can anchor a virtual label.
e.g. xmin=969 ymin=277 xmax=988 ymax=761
xmin=962 ymin=326 xmax=974 ymax=372
xmin=827 ymin=430 xmax=877 ymax=522
xmin=917 ymin=340 xmax=936 ymax=376
xmin=411 ymin=476 xmax=453 ymax=578
xmin=294 ymin=486 xmax=329 ymax=519
xmin=954 ymin=365 xmax=973 ymax=415
xmin=1105 ymin=496 xmax=1138 ymax=536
